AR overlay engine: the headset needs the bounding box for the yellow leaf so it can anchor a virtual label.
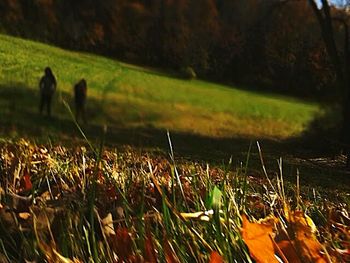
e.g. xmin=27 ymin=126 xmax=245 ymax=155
xmin=286 ymin=210 xmax=317 ymax=234
xmin=18 ymin=212 xmax=31 ymax=220
xmin=101 ymin=213 xmax=115 ymax=237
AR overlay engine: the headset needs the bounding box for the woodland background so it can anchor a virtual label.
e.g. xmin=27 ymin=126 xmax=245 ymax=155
xmin=1 ymin=0 xmax=348 ymax=99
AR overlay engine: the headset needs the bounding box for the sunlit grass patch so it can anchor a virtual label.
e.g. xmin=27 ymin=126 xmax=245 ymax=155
xmin=0 ymin=34 xmax=319 ymax=141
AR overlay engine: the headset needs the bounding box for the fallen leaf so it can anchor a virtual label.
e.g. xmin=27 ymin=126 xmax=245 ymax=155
xmin=336 ymin=248 xmax=350 ymax=262
xmin=276 ymin=240 xmax=301 ymax=263
xmin=20 ymin=169 xmax=32 ymax=192
xmin=108 ymin=228 xmax=133 ymax=261
xmin=18 ymin=212 xmax=31 ymax=220
xmin=209 ymin=251 xmax=224 ymax=263
xmin=286 ymin=210 xmax=317 ymax=234
xmin=294 ymin=236 xmax=327 ymax=263
xmin=6 ymin=192 xmax=32 ymax=212
xmin=101 ymin=213 xmax=115 ymax=237
xmin=180 ymin=210 xmax=213 ymax=222
xmin=144 ymin=232 xmax=157 ymax=263
xmin=283 ymin=210 xmax=327 ymax=263
xmin=241 ymin=214 xmax=279 ymax=263
xmin=164 ymin=237 xmax=180 ymax=263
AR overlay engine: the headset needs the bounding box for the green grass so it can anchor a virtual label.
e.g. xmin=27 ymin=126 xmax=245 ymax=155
xmin=0 ymin=34 xmax=348 ymax=262
xmin=0 ymin=140 xmax=347 ymax=262
xmin=0 ymin=34 xmax=319 ymax=140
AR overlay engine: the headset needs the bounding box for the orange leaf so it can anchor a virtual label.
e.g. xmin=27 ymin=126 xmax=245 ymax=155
xmin=241 ymin=214 xmax=279 ymax=263
xmin=276 ymin=240 xmax=301 ymax=263
xmin=18 ymin=212 xmax=31 ymax=220
xmin=286 ymin=210 xmax=316 ymax=234
xmin=294 ymin=235 xmax=327 ymax=263
xmin=284 ymin=211 xmax=328 ymax=263
xmin=209 ymin=251 xmax=224 ymax=263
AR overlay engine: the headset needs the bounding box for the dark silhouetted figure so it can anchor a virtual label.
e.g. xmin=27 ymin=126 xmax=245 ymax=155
xmin=39 ymin=67 xmax=56 ymax=116
xmin=74 ymin=79 xmax=87 ymax=123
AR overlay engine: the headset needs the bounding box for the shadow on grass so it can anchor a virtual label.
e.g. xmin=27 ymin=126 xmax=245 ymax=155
xmin=0 ymin=83 xmax=349 ymax=192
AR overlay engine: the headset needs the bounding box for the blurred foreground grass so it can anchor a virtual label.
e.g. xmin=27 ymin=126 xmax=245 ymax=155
xmin=0 ymin=139 xmax=348 ymax=262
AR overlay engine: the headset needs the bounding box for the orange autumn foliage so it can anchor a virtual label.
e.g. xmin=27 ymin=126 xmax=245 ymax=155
xmin=276 ymin=240 xmax=301 ymax=263
xmin=280 ymin=211 xmax=328 ymax=263
xmin=241 ymin=214 xmax=279 ymax=263
xmin=241 ymin=211 xmax=329 ymax=263
xmin=209 ymin=251 xmax=224 ymax=263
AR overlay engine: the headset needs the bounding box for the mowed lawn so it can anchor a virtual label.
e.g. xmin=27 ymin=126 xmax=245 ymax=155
xmin=0 ymin=34 xmax=319 ymax=140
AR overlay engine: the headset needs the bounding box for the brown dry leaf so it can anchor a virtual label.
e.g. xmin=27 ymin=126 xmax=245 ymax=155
xmin=336 ymin=248 xmax=350 ymax=262
xmin=108 ymin=228 xmax=133 ymax=261
xmin=0 ymin=207 xmax=17 ymax=234
xmin=284 ymin=211 xmax=328 ymax=263
xmin=144 ymin=233 xmax=157 ymax=263
xmin=7 ymin=192 xmax=32 ymax=212
xmin=209 ymin=251 xmax=224 ymax=263
xmin=37 ymin=238 xmax=77 ymax=263
xmin=164 ymin=237 xmax=180 ymax=263
xmin=53 ymin=248 xmax=83 ymax=263
xmin=241 ymin=214 xmax=279 ymax=263
xmin=23 ymin=173 xmax=32 ymax=191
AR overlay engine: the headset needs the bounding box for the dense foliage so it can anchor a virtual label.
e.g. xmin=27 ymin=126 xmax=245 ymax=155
xmin=1 ymin=0 xmax=348 ymax=98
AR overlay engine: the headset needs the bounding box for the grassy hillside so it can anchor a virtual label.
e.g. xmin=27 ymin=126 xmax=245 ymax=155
xmin=0 ymin=34 xmax=319 ymax=141
xmin=0 ymin=35 xmax=349 ymax=263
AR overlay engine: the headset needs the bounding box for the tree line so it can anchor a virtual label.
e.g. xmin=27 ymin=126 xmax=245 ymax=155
xmin=2 ymin=0 xmax=350 ymax=166
xmin=0 ymin=0 xmax=348 ymax=99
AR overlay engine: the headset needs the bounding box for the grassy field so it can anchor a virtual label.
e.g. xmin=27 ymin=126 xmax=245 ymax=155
xmin=1 ymin=34 xmax=347 ymax=192
xmin=0 ymin=35 xmax=349 ymax=262
xmin=0 ymin=34 xmax=319 ymax=142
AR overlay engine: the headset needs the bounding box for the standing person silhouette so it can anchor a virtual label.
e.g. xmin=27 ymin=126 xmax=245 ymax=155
xmin=74 ymin=78 xmax=87 ymax=123
xmin=39 ymin=67 xmax=56 ymax=117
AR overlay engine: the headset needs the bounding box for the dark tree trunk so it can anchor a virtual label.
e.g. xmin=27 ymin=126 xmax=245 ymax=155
xmin=308 ymin=0 xmax=350 ymax=168
xmin=340 ymin=19 xmax=350 ymax=167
